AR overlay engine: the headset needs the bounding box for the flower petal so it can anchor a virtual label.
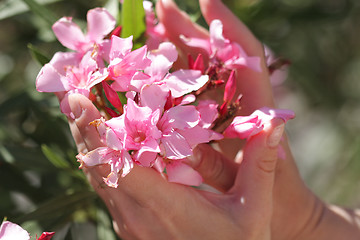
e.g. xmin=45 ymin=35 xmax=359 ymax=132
xmin=36 ymin=64 xmax=68 ymax=92
xmin=77 ymin=147 xmax=114 ymax=167
xmin=49 ymin=51 xmax=81 ymax=75
xmin=0 ymin=221 xmax=30 ymax=240
xmin=134 ymin=150 xmax=158 ymax=167
xmin=209 ymin=19 xmax=228 ymax=51
xmin=86 ymin=8 xmax=116 ymax=42
xmin=109 ymin=35 xmax=133 ymax=60
xmin=140 ymin=84 xmax=168 ymax=111
xmin=161 ymin=105 xmax=200 ymax=130
xmin=178 ymin=126 xmax=223 ymax=148
xmin=196 ymin=100 xmax=219 ymax=128
xmin=180 ymin=35 xmax=211 ymax=55
xmin=161 ymin=131 xmax=192 ymax=159
xmin=164 ymin=70 xmax=208 ymax=98
xmin=223 ymin=115 xmax=259 ymax=139
xmin=52 ymin=17 xmax=86 ymax=51
xmin=166 ymin=161 xmax=203 ymax=186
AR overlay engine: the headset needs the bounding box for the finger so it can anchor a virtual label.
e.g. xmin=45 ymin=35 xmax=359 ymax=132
xmin=157 ymin=0 xmax=208 ymax=39
xmin=231 ymin=118 xmax=285 ymax=211
xmin=68 ymin=93 xmax=104 ymax=152
xmin=186 ymin=144 xmax=238 ymax=192
xmin=199 ymin=0 xmax=263 ymax=57
xmin=68 ymin=118 xmax=87 ymax=153
xmin=156 ymin=0 xmax=209 ymax=67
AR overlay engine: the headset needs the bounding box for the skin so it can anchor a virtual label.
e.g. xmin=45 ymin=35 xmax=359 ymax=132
xmin=66 ymin=0 xmax=360 ymax=239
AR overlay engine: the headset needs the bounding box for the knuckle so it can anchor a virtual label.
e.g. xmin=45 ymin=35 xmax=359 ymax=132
xmin=199 ymin=152 xmax=225 ymax=181
xmin=256 ymin=157 xmax=277 ymax=174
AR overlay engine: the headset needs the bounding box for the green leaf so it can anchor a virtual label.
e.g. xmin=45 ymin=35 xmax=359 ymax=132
xmin=41 ymin=144 xmax=71 ymax=169
xmin=28 ymin=44 xmax=50 ymax=66
xmin=120 ymin=0 xmax=146 ymax=41
xmin=15 ymin=190 xmax=97 ymax=225
xmin=0 ymin=0 xmax=59 ymax=20
xmin=21 ymin=0 xmax=58 ymax=25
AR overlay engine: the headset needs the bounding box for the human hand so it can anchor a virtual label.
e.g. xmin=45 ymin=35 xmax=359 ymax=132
xmin=156 ymin=1 xmax=360 ymax=240
xmin=65 ymin=0 xmax=315 ymax=239
xmin=156 ymin=0 xmax=322 ymax=239
xmin=66 ymin=0 xmax=360 ymax=239
xmin=68 ymin=93 xmax=286 ymax=240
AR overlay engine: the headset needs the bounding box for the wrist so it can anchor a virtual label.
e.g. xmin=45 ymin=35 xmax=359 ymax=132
xmin=299 ymin=200 xmax=360 ymax=240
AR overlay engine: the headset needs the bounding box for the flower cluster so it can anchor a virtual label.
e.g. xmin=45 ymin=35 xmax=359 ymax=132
xmin=36 ymin=2 xmax=294 ymax=187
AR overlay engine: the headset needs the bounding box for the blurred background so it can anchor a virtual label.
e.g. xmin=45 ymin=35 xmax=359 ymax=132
xmin=0 ymin=0 xmax=359 ymax=239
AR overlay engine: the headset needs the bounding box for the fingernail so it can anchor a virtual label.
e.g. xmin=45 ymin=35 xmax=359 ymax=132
xmin=161 ymin=0 xmax=173 ymax=7
xmin=267 ymin=121 xmax=285 ymax=148
xmin=71 ymin=102 xmax=83 ymax=120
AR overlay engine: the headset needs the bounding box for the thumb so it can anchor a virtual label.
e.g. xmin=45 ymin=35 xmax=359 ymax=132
xmin=231 ymin=118 xmax=285 ymax=209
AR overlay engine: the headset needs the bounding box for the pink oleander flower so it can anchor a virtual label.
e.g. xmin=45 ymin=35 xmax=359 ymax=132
xmin=52 ymin=8 xmax=116 ymax=58
xmin=106 ymin=98 xmax=162 ymax=167
xmin=36 ymin=51 xmax=108 ymax=117
xmin=78 ymin=146 xmax=133 ymax=188
xmin=108 ymin=35 xmax=151 ymax=92
xmin=79 ymin=90 xmax=221 ymax=187
xmin=131 ymin=42 xmax=209 ymax=97
xmin=0 ymin=221 xmax=54 ymax=240
xmin=181 ymin=19 xmax=261 ymax=73
xmin=224 ymin=107 xmax=295 ymax=139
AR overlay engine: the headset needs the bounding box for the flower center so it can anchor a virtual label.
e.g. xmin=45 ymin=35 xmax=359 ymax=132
xmin=133 ymin=131 xmax=146 ymax=143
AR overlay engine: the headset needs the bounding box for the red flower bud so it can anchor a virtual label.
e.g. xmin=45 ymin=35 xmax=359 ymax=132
xmin=37 ymin=232 xmax=55 ymax=240
xmin=223 ymin=70 xmax=236 ymax=103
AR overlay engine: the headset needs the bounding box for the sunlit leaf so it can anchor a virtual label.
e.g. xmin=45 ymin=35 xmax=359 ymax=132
xmin=120 ymin=0 xmax=146 ymax=41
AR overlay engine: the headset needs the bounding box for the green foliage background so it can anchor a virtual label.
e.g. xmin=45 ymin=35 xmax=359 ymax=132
xmin=0 ymin=0 xmax=359 ymax=238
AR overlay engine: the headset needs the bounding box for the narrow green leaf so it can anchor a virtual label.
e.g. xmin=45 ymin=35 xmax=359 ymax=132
xmin=15 ymin=190 xmax=97 ymax=224
xmin=0 ymin=0 xmax=60 ymax=20
xmin=41 ymin=144 xmax=71 ymax=169
xmin=120 ymin=0 xmax=146 ymax=41
xmin=21 ymin=0 xmax=58 ymax=26
xmin=28 ymin=44 xmax=50 ymax=66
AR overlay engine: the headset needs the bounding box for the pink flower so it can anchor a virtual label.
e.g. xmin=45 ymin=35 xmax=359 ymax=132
xmin=36 ymin=51 xmax=108 ymax=117
xmin=224 ymin=107 xmax=295 ymax=139
xmin=52 ymin=8 xmax=115 ymax=56
xmin=181 ymin=19 xmax=261 ymax=72
xmin=157 ymin=105 xmax=200 ymax=159
xmin=131 ymin=42 xmax=209 ymax=97
xmin=77 ymin=147 xmax=133 ymax=188
xmin=108 ymin=36 xmax=151 ymax=92
xmin=105 ymin=98 xmax=162 ymax=167
xmin=0 ymin=221 xmax=54 ymax=240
